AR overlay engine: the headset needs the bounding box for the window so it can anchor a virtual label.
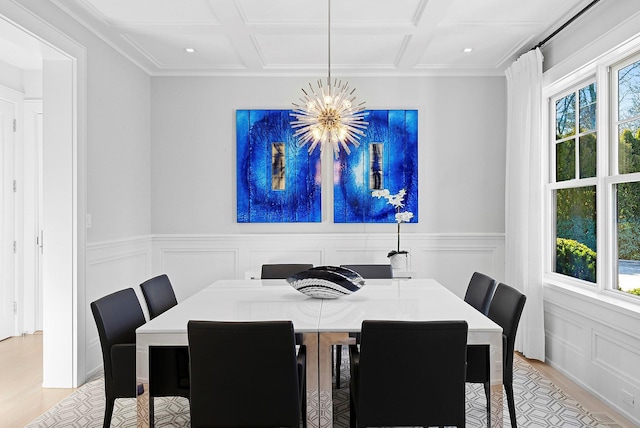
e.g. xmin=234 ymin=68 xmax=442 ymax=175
xmin=549 ymin=52 xmax=640 ymax=299
xmin=612 ymin=56 xmax=640 ymax=297
xmin=551 ymin=82 xmax=597 ymax=284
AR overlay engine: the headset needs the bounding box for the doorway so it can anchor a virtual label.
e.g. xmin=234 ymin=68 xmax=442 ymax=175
xmin=0 ymin=7 xmax=86 ymax=388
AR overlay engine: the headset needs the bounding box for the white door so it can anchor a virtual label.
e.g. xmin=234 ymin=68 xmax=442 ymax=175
xmin=0 ymin=99 xmax=16 ymax=341
xmin=22 ymin=100 xmax=44 ymax=333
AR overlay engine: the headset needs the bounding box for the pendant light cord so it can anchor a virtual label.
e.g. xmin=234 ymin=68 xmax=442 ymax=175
xmin=327 ymin=0 xmax=331 ymax=87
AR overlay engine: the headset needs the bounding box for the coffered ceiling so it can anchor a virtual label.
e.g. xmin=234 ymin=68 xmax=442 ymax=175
xmin=10 ymin=0 xmax=595 ymax=76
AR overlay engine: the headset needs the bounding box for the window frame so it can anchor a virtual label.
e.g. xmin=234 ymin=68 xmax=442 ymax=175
xmin=544 ymin=40 xmax=640 ymax=304
xmin=548 ymin=78 xmax=599 ymax=290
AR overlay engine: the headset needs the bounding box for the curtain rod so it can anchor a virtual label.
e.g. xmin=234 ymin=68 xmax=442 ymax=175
xmin=532 ymin=0 xmax=601 ymax=50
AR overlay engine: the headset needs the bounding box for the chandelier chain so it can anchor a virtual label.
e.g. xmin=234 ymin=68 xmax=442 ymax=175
xmin=327 ymin=0 xmax=331 ymax=85
xmin=289 ymin=0 xmax=368 ymax=157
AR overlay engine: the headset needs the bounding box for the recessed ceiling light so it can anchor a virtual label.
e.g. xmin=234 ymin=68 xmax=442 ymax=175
xmin=462 ymin=48 xmax=473 ymax=53
xmin=185 ymin=48 xmax=196 ymax=53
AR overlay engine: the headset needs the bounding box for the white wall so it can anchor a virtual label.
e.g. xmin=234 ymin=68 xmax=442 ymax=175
xmin=150 ymin=75 xmax=506 ymax=235
xmin=2 ymin=0 xmax=153 ymax=244
xmin=542 ymin=0 xmax=640 ymax=79
xmin=85 ymin=40 xmax=151 ymax=243
xmin=541 ymin=1 xmax=640 ymax=425
xmin=0 ymin=60 xmax=23 ymax=92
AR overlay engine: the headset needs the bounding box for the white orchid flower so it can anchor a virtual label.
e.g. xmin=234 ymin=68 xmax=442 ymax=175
xmin=395 ymin=211 xmax=414 ymax=223
xmin=372 ymin=188 xmax=413 ymax=256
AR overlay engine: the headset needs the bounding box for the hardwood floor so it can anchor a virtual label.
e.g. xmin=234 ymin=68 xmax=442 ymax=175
xmin=0 ymin=332 xmax=74 ymax=428
xmin=0 ymin=334 xmax=635 ymax=427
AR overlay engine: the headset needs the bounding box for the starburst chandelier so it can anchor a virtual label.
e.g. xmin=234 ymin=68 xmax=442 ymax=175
xmin=290 ymin=0 xmax=368 ymax=157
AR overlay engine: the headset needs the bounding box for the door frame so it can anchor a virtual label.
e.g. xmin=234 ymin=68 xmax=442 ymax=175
xmin=0 ymin=3 xmax=87 ymax=388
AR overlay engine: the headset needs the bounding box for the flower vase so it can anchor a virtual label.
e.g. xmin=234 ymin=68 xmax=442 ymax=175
xmin=389 ymin=253 xmax=408 ymax=271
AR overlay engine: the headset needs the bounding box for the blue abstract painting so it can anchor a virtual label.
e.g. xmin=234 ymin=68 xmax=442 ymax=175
xmin=334 ymin=110 xmax=418 ymax=223
xmin=236 ymin=110 xmax=322 ymax=222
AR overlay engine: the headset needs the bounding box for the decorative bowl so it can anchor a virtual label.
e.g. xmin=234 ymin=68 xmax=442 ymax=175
xmin=286 ymin=266 xmax=365 ymax=299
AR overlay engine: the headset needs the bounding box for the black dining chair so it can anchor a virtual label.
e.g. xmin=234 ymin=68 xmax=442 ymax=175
xmin=466 ymin=282 xmax=527 ymax=428
xmin=139 ymin=274 xmax=190 ymax=427
xmin=90 ymin=288 xmax=146 ymax=428
xmin=187 ymin=320 xmax=306 ymax=428
xmin=141 ymin=273 xmax=178 ymax=319
xmin=464 ymin=271 xmax=497 ymax=315
xmin=261 ymin=263 xmax=313 ymax=347
xmin=339 ymin=264 xmax=393 ymax=279
xmin=349 ymin=320 xmax=468 ymax=428
xmin=334 ymin=264 xmax=394 ymax=388
xmin=260 ymin=263 xmax=313 ymax=279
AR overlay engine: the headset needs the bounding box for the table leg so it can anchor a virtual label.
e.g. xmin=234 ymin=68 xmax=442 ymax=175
xmin=303 ymin=333 xmax=320 ymax=428
xmin=489 ymin=339 xmax=504 ymax=428
xmin=318 ymin=332 xmax=349 ymax=428
xmin=490 ymin=383 xmax=503 ymax=428
xmin=137 ymin=382 xmax=149 ymax=428
xmin=136 ymin=341 xmax=150 ymax=428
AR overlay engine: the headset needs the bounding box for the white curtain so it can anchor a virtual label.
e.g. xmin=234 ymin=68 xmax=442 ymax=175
xmin=504 ymin=48 xmax=546 ymax=361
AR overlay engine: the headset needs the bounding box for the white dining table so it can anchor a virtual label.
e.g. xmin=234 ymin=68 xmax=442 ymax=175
xmin=135 ymin=278 xmax=503 ymax=428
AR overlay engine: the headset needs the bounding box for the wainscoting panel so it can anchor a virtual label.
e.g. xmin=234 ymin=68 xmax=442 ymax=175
xmin=152 ymin=233 xmax=505 ymax=300
xmin=544 ymin=284 xmax=640 ymax=425
xmin=160 ymin=249 xmax=238 ymax=301
xmin=248 ymin=249 xmax=324 ymax=278
xmin=543 ymin=304 xmax=587 ymax=358
xmin=85 ymin=233 xmax=504 ymax=380
xmin=85 ymin=337 xmax=102 ymax=381
xmin=593 ymin=330 xmax=640 ymax=385
xmin=86 ymin=236 xmax=153 ymax=379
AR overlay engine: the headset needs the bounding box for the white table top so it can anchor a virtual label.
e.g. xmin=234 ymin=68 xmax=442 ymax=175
xmin=319 ymin=278 xmax=501 ymax=337
xmin=137 ymin=279 xmax=322 ymax=340
xmin=136 ymin=278 xmax=501 ymax=341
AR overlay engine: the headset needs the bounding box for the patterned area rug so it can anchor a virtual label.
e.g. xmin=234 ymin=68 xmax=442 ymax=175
xmin=26 ymin=353 xmax=624 ymax=427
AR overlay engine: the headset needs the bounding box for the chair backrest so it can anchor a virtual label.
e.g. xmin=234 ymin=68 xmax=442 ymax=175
xmin=260 ymin=263 xmax=313 ymax=279
xmin=463 ymin=271 xmax=497 ymax=315
xmin=487 ymin=282 xmax=527 ymax=380
xmin=340 ymin=264 xmax=393 ymax=279
xmin=90 ymin=288 xmax=146 ymax=382
xmin=188 ymin=320 xmax=301 ymax=428
xmin=356 ymin=320 xmax=468 ymax=428
xmin=140 ymin=274 xmax=178 ymax=319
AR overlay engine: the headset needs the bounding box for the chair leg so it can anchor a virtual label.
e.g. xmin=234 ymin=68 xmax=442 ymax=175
xmin=349 ymin=390 xmax=356 ymax=428
xmin=149 ymin=395 xmax=155 ymax=428
xmin=103 ymin=397 xmax=115 ymax=428
xmin=302 ymin=377 xmax=307 ymax=428
xmin=483 ymin=381 xmax=491 ymax=428
xmin=335 ymin=345 xmax=342 ymax=388
xmin=505 ymin=381 xmax=517 ymax=428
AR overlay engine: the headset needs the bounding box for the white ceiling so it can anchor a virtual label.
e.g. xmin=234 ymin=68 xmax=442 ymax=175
xmin=4 ymin=0 xmax=594 ymax=76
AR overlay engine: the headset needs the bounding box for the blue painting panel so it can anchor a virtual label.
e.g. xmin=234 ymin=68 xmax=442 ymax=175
xmin=236 ymin=110 xmax=321 ymax=222
xmin=334 ymin=110 xmax=418 ymax=223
